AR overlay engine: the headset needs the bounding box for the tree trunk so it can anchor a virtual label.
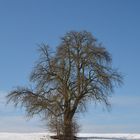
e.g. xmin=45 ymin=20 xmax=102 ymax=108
xmin=62 ymin=113 xmax=73 ymax=140
xmin=63 ymin=120 xmax=73 ymax=140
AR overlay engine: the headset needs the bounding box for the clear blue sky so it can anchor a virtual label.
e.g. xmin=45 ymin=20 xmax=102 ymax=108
xmin=0 ymin=0 xmax=140 ymax=133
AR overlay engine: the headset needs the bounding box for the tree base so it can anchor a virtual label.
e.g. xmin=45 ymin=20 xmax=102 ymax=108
xmin=50 ymin=135 xmax=77 ymax=140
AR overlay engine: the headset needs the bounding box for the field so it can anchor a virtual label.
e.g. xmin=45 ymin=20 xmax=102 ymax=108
xmin=0 ymin=133 xmax=140 ymax=140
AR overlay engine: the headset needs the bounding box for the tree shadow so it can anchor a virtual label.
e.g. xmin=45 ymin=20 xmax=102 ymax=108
xmin=77 ymin=137 xmax=127 ymax=140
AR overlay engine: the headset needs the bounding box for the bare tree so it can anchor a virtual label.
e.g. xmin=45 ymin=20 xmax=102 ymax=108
xmin=7 ymin=31 xmax=122 ymax=140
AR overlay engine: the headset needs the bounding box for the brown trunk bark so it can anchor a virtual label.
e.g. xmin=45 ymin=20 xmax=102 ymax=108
xmin=63 ymin=121 xmax=73 ymax=140
xmin=62 ymin=113 xmax=73 ymax=140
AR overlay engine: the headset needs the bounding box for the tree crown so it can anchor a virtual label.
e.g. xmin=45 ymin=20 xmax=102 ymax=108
xmin=7 ymin=31 xmax=123 ymax=119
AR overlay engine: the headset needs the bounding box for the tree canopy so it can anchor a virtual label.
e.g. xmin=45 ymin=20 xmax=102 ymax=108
xmin=7 ymin=31 xmax=123 ymax=140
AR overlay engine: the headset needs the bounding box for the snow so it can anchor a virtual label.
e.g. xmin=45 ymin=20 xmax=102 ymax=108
xmin=0 ymin=133 xmax=51 ymax=140
xmin=0 ymin=133 xmax=140 ymax=140
xmin=78 ymin=133 xmax=140 ymax=139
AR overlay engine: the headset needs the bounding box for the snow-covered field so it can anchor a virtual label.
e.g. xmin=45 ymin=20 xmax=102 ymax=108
xmin=0 ymin=133 xmax=140 ymax=140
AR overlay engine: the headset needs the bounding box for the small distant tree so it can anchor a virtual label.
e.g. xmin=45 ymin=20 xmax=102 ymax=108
xmin=7 ymin=31 xmax=122 ymax=140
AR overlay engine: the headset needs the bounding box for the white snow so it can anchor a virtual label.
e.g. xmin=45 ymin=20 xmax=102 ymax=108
xmin=0 ymin=133 xmax=51 ymax=140
xmin=0 ymin=133 xmax=140 ymax=140
xmin=78 ymin=133 xmax=140 ymax=139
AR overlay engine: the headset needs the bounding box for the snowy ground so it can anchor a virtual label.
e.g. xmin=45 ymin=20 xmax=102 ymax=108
xmin=0 ymin=133 xmax=140 ymax=140
xmin=78 ymin=133 xmax=140 ymax=140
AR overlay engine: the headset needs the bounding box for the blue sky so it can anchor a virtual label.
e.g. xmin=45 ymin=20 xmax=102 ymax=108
xmin=0 ymin=0 xmax=140 ymax=133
